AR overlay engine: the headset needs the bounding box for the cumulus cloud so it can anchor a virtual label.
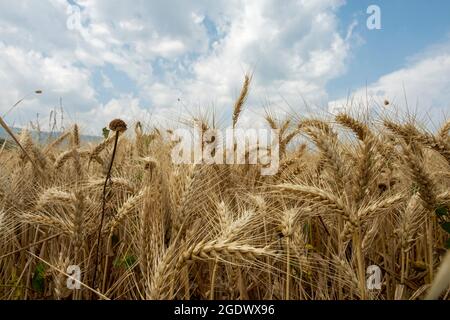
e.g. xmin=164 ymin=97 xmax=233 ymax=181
xmin=0 ymin=0 xmax=355 ymax=133
xmin=82 ymin=94 xmax=150 ymax=129
xmin=328 ymin=43 xmax=450 ymax=126
xmin=0 ymin=42 xmax=96 ymax=120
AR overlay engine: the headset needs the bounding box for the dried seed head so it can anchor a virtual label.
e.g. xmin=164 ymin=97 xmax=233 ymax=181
xmin=109 ymin=119 xmax=127 ymax=132
xmin=135 ymin=121 xmax=143 ymax=136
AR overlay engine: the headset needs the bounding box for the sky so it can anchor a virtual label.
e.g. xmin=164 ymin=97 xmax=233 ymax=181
xmin=0 ymin=0 xmax=449 ymax=135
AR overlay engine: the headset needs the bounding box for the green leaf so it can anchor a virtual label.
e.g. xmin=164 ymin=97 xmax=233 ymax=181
xmin=435 ymin=206 xmax=449 ymax=217
xmin=113 ymin=255 xmax=137 ymax=269
xmin=123 ymin=255 xmax=136 ymax=269
xmin=102 ymin=127 xmax=110 ymax=139
xmin=32 ymin=262 xmax=46 ymax=293
xmin=445 ymin=238 xmax=450 ymax=249
xmin=35 ymin=262 xmax=45 ymax=275
xmin=303 ymin=223 xmax=310 ymax=234
xmin=440 ymin=222 xmax=450 ymax=234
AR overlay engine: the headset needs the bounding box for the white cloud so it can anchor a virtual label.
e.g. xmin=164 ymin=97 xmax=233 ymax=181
xmin=328 ymin=45 xmax=450 ymax=126
xmin=148 ymin=0 xmax=352 ymax=126
xmin=0 ymin=0 xmax=355 ymax=133
xmin=0 ymin=42 xmax=96 ymax=119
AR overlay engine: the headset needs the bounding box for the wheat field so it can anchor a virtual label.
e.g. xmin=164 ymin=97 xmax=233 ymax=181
xmin=0 ymin=79 xmax=449 ymax=300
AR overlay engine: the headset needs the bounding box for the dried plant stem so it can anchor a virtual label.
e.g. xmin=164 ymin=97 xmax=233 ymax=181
xmin=0 ymin=232 xmax=63 ymax=259
xmin=28 ymin=251 xmax=110 ymax=300
xmin=0 ymin=116 xmax=43 ymax=175
xmin=285 ymin=237 xmax=291 ymax=300
xmin=353 ymin=229 xmax=366 ymax=299
xmin=209 ymin=258 xmax=219 ymax=300
xmin=92 ymin=131 xmax=120 ymax=291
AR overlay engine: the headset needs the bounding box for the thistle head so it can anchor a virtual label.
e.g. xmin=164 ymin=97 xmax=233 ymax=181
xmin=109 ymin=119 xmax=127 ymax=133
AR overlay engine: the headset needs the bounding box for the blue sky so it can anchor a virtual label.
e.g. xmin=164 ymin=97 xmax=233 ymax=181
xmin=0 ymin=0 xmax=449 ymax=133
xmin=330 ymin=0 xmax=450 ymax=99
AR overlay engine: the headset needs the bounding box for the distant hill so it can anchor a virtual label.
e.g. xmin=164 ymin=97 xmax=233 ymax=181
xmin=0 ymin=127 xmax=101 ymax=145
